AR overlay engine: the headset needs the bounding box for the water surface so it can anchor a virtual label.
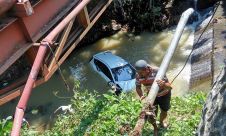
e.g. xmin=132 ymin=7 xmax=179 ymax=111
xmin=0 ymin=27 xmax=211 ymax=131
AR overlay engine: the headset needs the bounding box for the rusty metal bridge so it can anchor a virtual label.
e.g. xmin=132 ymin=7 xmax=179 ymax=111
xmin=0 ymin=0 xmax=112 ymax=106
xmin=0 ymin=1 xmax=113 ymax=134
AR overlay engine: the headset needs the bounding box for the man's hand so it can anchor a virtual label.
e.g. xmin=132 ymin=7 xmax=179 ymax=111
xmin=140 ymin=95 xmax=146 ymax=101
xmin=156 ymin=79 xmax=166 ymax=88
xmin=140 ymin=95 xmax=146 ymax=103
xmin=156 ymin=79 xmax=172 ymax=90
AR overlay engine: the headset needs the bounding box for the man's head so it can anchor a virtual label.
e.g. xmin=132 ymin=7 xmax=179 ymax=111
xmin=135 ymin=60 xmax=148 ymax=70
xmin=135 ymin=60 xmax=149 ymax=77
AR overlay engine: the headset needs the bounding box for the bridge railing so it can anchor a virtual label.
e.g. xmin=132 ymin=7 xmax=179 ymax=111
xmin=10 ymin=0 xmax=114 ymax=135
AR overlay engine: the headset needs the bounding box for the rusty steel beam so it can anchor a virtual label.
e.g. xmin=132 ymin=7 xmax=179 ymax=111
xmin=44 ymin=1 xmax=90 ymax=42
xmin=0 ymin=0 xmax=113 ymax=107
xmin=48 ymin=5 xmax=90 ymax=72
xmin=0 ymin=89 xmax=21 ymax=105
xmin=14 ymin=0 xmax=34 ymax=17
xmin=77 ymin=6 xmax=90 ymax=27
xmin=11 ymin=0 xmax=92 ymax=135
xmin=89 ymin=0 xmax=108 ymax=20
xmin=0 ymin=76 xmax=27 ymax=95
xmin=0 ymin=22 xmax=29 ymax=75
xmin=0 ymin=77 xmax=45 ymax=105
xmin=0 ymin=0 xmax=17 ymax=16
xmin=48 ymin=19 xmax=75 ymax=71
xmin=47 ymin=0 xmax=113 ymax=79
xmin=20 ymin=0 xmax=72 ymax=40
xmin=0 ymin=0 xmax=76 ymax=76
xmin=11 ymin=42 xmax=48 ymax=136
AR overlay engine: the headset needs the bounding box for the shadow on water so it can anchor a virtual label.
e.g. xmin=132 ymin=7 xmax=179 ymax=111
xmin=222 ymin=0 xmax=226 ymax=17
xmin=193 ymin=38 xmax=209 ymax=49
xmin=221 ymin=30 xmax=226 ymax=39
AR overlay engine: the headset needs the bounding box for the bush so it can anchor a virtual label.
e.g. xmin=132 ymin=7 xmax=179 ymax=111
xmin=0 ymin=116 xmax=13 ymax=136
xmin=42 ymin=91 xmax=142 ymax=136
xmin=110 ymin=0 xmax=170 ymax=32
xmin=21 ymin=91 xmax=206 ymax=136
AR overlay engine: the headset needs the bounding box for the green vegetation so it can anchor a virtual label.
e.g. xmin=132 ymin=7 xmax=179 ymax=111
xmin=0 ymin=116 xmax=13 ymax=136
xmin=18 ymin=91 xmax=206 ymax=136
xmin=162 ymin=92 xmax=206 ymax=136
xmin=110 ymin=0 xmax=168 ymax=32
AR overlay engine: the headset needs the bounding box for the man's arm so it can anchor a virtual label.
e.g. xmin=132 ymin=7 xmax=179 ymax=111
xmin=156 ymin=80 xmax=172 ymax=90
xmin=164 ymin=82 xmax=172 ymax=90
xmin=136 ymin=85 xmax=145 ymax=100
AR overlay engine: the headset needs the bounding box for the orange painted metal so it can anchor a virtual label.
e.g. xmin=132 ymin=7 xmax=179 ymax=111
xmin=0 ymin=77 xmax=46 ymax=106
xmin=20 ymin=0 xmax=70 ymax=39
xmin=48 ymin=0 xmax=113 ymax=79
xmin=0 ymin=0 xmax=79 ymax=104
xmin=0 ymin=0 xmax=17 ymax=16
xmin=0 ymin=0 xmax=113 ymax=106
xmin=0 ymin=89 xmax=21 ymax=105
xmin=77 ymin=7 xmax=90 ymax=27
xmin=0 ymin=2 xmax=115 ymax=133
xmin=0 ymin=22 xmax=28 ymax=75
xmin=0 ymin=0 xmax=73 ymax=75
xmin=11 ymin=0 xmax=92 ymax=135
xmin=0 ymin=76 xmax=27 ymax=95
xmin=14 ymin=0 xmax=34 ymax=17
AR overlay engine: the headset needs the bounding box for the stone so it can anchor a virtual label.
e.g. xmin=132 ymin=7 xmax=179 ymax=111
xmin=197 ymin=67 xmax=226 ymax=136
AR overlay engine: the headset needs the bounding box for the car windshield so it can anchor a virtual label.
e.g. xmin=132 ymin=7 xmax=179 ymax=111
xmin=112 ymin=64 xmax=136 ymax=81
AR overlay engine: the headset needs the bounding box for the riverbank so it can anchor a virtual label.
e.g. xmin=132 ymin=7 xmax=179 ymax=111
xmin=0 ymin=25 xmax=198 ymax=133
xmin=78 ymin=0 xmax=194 ymax=46
xmin=13 ymin=91 xmax=206 ymax=136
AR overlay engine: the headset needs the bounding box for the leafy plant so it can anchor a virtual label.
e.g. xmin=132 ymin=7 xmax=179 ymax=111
xmin=161 ymin=92 xmax=206 ymax=136
xmin=111 ymin=0 xmax=169 ymax=32
xmin=21 ymin=91 xmax=206 ymax=136
xmin=0 ymin=116 xmax=13 ymax=136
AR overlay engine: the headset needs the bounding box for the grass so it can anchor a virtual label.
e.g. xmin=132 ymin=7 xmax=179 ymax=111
xmin=1 ymin=89 xmax=206 ymax=136
xmin=0 ymin=116 xmax=13 ymax=136
xmin=18 ymin=90 xmax=206 ymax=136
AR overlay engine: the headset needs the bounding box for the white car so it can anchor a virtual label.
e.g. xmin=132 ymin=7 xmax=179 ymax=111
xmin=90 ymin=51 xmax=136 ymax=94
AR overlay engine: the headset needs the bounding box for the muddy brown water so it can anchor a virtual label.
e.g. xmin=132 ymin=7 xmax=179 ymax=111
xmin=0 ymin=27 xmax=211 ymax=131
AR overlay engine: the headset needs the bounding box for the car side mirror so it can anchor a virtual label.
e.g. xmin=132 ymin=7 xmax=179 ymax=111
xmin=108 ymin=81 xmax=114 ymax=87
xmin=108 ymin=81 xmax=116 ymax=89
xmin=96 ymin=66 xmax=100 ymax=71
xmin=108 ymin=81 xmax=122 ymax=95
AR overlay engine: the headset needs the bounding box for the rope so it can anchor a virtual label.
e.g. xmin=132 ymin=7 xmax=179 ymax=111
xmin=170 ymin=1 xmax=221 ymax=84
xmin=46 ymin=44 xmax=71 ymax=91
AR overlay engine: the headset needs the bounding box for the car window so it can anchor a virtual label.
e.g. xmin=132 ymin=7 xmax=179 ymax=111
xmin=94 ymin=59 xmax=113 ymax=81
xmin=112 ymin=64 xmax=136 ymax=81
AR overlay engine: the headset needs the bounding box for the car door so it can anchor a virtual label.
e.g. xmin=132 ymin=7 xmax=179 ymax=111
xmin=94 ymin=59 xmax=114 ymax=83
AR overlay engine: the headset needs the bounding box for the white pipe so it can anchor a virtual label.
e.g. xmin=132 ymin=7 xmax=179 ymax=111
xmin=146 ymin=8 xmax=195 ymax=104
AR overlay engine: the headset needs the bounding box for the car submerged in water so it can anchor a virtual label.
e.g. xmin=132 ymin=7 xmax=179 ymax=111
xmin=89 ymin=51 xmax=136 ymax=94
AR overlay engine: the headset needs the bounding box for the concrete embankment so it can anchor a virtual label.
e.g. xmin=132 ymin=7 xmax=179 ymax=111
xmin=190 ymin=10 xmax=214 ymax=88
xmin=190 ymin=1 xmax=226 ymax=89
xmin=212 ymin=1 xmax=226 ymax=81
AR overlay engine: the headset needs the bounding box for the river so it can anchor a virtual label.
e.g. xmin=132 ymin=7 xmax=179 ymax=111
xmin=0 ymin=26 xmax=211 ymax=131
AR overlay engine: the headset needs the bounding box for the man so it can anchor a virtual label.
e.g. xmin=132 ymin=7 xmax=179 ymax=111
xmin=134 ymin=60 xmax=172 ymax=133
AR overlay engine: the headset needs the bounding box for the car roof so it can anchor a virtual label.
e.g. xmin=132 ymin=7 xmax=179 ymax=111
xmin=93 ymin=51 xmax=128 ymax=69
